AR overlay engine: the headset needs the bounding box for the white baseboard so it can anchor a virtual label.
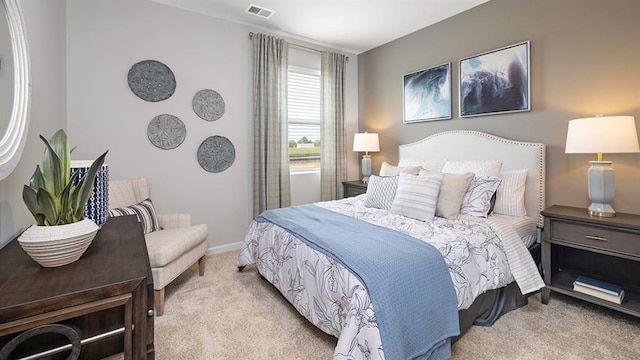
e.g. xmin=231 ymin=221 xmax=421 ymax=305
xmin=206 ymin=241 xmax=243 ymax=255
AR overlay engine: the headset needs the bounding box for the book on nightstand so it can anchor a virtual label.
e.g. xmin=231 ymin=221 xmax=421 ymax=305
xmin=573 ymin=275 xmax=625 ymax=304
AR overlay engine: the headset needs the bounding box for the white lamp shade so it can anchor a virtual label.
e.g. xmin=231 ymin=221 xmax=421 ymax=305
xmin=565 ymin=116 xmax=640 ymax=154
xmin=353 ymin=132 xmax=380 ymax=152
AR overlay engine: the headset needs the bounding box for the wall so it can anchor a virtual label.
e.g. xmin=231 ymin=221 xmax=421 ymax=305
xmin=0 ymin=0 xmax=68 ymax=248
xmin=66 ymin=0 xmax=359 ymax=251
xmin=358 ymin=0 xmax=640 ymax=214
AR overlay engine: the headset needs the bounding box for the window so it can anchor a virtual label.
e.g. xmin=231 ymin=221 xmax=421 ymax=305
xmin=288 ymin=66 xmax=321 ymax=171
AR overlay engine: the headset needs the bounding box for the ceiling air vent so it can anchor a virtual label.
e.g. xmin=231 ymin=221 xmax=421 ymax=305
xmin=245 ymin=4 xmax=275 ymax=19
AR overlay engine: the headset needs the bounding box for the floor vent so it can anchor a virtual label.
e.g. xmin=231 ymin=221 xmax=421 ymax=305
xmin=245 ymin=4 xmax=275 ymax=19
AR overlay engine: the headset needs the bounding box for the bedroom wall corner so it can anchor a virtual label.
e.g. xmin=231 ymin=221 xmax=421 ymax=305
xmin=357 ymin=0 xmax=640 ymax=215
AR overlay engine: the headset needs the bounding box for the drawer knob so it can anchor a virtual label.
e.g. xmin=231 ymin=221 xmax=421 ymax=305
xmin=148 ymin=309 xmax=154 ymax=317
xmin=585 ymin=235 xmax=608 ymax=241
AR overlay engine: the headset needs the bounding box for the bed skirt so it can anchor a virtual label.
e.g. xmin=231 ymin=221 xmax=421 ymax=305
xmin=455 ymin=242 xmax=541 ymax=342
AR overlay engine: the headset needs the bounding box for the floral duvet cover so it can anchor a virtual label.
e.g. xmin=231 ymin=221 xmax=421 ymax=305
xmin=237 ymin=196 xmax=544 ymax=360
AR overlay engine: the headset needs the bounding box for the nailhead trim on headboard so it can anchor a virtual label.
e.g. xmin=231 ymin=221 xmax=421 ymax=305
xmin=399 ymin=130 xmax=546 ymax=227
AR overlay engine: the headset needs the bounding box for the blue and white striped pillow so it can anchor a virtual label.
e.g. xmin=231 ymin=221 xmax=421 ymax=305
xmin=391 ymin=172 xmax=444 ymax=221
xmin=109 ymin=198 xmax=160 ymax=234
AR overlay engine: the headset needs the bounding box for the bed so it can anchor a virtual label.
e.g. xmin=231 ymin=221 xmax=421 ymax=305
xmin=238 ymin=130 xmax=546 ymax=360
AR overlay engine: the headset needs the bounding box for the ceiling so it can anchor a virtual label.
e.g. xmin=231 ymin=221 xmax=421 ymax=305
xmin=151 ymin=0 xmax=489 ymax=54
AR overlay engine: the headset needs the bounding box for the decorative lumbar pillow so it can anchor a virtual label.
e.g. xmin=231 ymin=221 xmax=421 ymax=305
xmin=391 ymin=172 xmax=444 ymax=221
xmin=364 ymin=175 xmax=399 ymax=210
xmin=379 ymin=161 xmax=422 ymax=176
xmin=397 ymin=159 xmax=447 ymax=172
xmin=494 ymin=169 xmax=528 ymax=217
xmin=109 ymin=198 xmax=161 ymax=234
xmin=442 ymin=160 xmax=503 ymax=177
xmin=420 ymin=170 xmax=474 ymax=220
xmin=459 ymin=176 xmax=502 ymax=218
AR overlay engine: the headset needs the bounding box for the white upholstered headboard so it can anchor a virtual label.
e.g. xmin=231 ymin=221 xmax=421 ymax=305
xmin=398 ymin=130 xmax=546 ymax=227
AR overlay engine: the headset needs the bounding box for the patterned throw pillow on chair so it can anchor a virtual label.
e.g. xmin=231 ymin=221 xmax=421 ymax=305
xmin=109 ymin=198 xmax=161 ymax=234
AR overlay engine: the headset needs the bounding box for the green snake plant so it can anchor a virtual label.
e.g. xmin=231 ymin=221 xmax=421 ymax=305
xmin=23 ymin=129 xmax=108 ymax=226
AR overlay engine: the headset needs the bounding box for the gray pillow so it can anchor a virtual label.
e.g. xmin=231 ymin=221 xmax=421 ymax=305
xmin=364 ymin=175 xmax=399 ymax=210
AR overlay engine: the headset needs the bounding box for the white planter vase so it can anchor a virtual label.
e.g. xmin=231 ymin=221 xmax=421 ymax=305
xmin=17 ymin=218 xmax=100 ymax=267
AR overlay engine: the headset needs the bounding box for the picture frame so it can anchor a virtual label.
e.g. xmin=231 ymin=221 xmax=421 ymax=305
xmin=403 ymin=62 xmax=451 ymax=123
xmin=459 ymin=41 xmax=530 ymax=117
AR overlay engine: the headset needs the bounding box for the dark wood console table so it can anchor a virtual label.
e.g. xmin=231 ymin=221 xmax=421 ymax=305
xmin=0 ymin=215 xmax=155 ymax=359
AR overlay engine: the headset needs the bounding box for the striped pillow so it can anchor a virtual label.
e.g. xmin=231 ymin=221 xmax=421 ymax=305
xmin=109 ymin=198 xmax=160 ymax=234
xmin=364 ymin=175 xmax=399 ymax=210
xmin=391 ymin=172 xmax=444 ymax=221
xmin=494 ymin=169 xmax=528 ymax=217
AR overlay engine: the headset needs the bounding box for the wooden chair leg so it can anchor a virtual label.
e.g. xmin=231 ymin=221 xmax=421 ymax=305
xmin=198 ymin=255 xmax=205 ymax=276
xmin=154 ymin=288 xmax=165 ymax=317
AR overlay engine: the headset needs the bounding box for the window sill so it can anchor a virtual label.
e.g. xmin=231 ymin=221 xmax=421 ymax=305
xmin=290 ymin=169 xmax=320 ymax=175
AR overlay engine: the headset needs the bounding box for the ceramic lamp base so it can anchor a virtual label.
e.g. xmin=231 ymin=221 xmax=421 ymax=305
xmin=361 ymin=155 xmax=372 ymax=183
xmin=587 ymin=161 xmax=615 ymax=217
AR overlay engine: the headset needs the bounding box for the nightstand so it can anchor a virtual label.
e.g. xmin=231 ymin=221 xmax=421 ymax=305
xmin=342 ymin=180 xmax=368 ymax=198
xmin=541 ymin=205 xmax=640 ymax=318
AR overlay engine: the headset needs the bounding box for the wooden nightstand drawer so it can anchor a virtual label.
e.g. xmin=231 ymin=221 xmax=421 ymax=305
xmin=342 ymin=181 xmax=367 ymax=198
xmin=551 ymin=220 xmax=640 ymax=256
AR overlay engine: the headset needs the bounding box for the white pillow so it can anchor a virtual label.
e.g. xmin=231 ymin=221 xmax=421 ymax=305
xmin=442 ymin=160 xmax=503 ymax=177
xmin=364 ymin=175 xmax=399 ymax=210
xmin=494 ymin=169 xmax=528 ymax=217
xmin=419 ymin=170 xmax=475 ymax=220
xmin=397 ymin=159 xmax=446 ymax=172
xmin=391 ymin=173 xmax=444 ymax=221
xmin=459 ymin=176 xmax=501 ymax=218
xmin=379 ymin=161 xmax=421 ymax=176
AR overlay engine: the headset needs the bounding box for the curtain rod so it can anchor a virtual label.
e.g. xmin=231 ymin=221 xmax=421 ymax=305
xmin=249 ymin=32 xmax=349 ymax=62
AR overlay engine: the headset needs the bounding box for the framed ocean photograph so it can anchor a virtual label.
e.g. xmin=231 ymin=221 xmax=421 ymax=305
xmin=403 ymin=62 xmax=451 ymax=123
xmin=459 ymin=41 xmax=530 ymax=117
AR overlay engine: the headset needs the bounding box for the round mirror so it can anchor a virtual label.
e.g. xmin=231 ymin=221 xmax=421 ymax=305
xmin=0 ymin=0 xmax=30 ymax=181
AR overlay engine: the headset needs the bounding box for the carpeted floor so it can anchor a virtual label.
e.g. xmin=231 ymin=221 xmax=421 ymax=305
xmin=152 ymin=250 xmax=640 ymax=359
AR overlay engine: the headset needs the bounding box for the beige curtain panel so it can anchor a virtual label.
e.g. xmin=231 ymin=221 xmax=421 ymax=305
xmin=252 ymin=33 xmax=291 ymax=216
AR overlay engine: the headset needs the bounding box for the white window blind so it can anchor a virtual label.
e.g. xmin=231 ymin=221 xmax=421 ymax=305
xmin=288 ymin=66 xmax=321 ymax=171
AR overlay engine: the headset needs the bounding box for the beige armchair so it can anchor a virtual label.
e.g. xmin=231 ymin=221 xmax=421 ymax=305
xmin=108 ymin=178 xmax=208 ymax=316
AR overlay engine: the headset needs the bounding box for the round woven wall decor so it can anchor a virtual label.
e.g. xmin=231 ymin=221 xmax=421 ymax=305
xmin=128 ymin=60 xmax=176 ymax=102
xmin=192 ymin=89 xmax=225 ymax=121
xmin=197 ymin=135 xmax=235 ymax=173
xmin=147 ymin=114 xmax=186 ymax=150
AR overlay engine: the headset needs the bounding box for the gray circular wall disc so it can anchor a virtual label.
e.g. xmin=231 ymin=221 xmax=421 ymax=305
xmin=197 ymin=136 xmax=235 ymax=173
xmin=192 ymin=89 xmax=225 ymax=121
xmin=128 ymin=60 xmax=176 ymax=102
xmin=147 ymin=114 xmax=186 ymax=150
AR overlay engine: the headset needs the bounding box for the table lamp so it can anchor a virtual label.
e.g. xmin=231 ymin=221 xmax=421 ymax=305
xmin=353 ymin=132 xmax=380 ymax=183
xmin=565 ymin=115 xmax=639 ymax=217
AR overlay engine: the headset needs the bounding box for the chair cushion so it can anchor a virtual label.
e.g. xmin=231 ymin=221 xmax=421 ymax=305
xmin=144 ymin=224 xmax=208 ymax=267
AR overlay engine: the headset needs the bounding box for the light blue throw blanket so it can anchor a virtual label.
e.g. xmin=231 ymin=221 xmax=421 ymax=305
xmin=256 ymin=204 xmax=459 ymax=360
